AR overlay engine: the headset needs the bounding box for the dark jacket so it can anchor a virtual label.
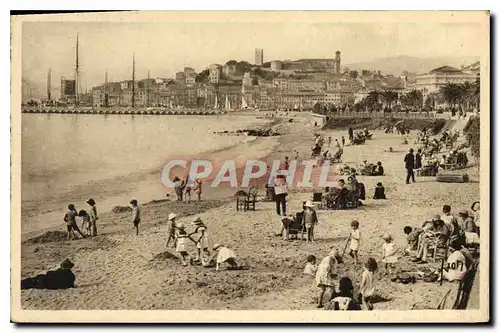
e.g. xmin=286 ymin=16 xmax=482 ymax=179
xmin=21 ymin=268 xmax=75 ymax=290
xmin=373 ymin=186 xmax=386 ymax=199
xmin=404 ymin=153 xmax=415 ymax=169
xmin=415 ymin=153 xmax=422 ymax=169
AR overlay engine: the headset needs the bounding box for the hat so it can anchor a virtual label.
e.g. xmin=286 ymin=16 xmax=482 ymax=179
xmin=168 ymin=213 xmax=177 ymax=221
xmin=86 ymin=198 xmax=95 ymax=205
xmin=382 ymin=233 xmax=392 ymax=241
xmin=193 ymin=217 xmax=204 ymax=225
xmin=130 ymin=199 xmax=138 ymax=205
xmin=459 ymin=208 xmax=469 ymax=216
xmin=213 ymin=243 xmax=222 ymax=250
xmin=329 ymin=249 xmax=339 ymax=257
xmin=304 ymin=200 xmax=315 ymax=208
xmin=432 ymin=214 xmax=443 ymax=222
xmin=60 ymin=258 xmax=74 ymax=269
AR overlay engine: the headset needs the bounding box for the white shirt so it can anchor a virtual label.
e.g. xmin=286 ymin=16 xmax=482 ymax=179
xmin=444 ymin=250 xmax=467 ymax=281
xmin=441 ymin=214 xmax=456 ymax=226
xmin=350 ymin=229 xmax=360 ymax=250
xmin=360 ymin=270 xmax=375 ymax=297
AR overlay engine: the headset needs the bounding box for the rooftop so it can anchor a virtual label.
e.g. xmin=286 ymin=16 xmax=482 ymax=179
xmin=429 ymin=66 xmax=462 ymax=73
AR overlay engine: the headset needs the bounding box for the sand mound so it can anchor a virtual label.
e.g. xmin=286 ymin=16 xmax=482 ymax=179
xmin=151 ymin=251 xmax=179 ymax=262
xmin=26 ymin=231 xmax=68 ymax=244
xmin=112 ymin=206 xmax=133 ymax=214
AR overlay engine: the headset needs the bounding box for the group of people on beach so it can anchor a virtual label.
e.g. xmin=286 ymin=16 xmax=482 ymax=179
xmin=63 ymin=199 xmax=98 ymax=240
xmin=171 ymin=176 xmax=203 ymax=203
xmin=165 ymin=213 xmax=240 ymax=270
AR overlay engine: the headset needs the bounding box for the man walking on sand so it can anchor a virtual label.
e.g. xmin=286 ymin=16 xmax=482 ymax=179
xmin=87 ymin=198 xmax=98 ymax=237
xmin=130 ymin=199 xmax=141 ymax=235
xmin=404 ymin=148 xmax=416 ymax=184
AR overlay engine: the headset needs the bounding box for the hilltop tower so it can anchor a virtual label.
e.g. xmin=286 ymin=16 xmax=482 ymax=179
xmin=335 ymin=51 xmax=341 ymax=74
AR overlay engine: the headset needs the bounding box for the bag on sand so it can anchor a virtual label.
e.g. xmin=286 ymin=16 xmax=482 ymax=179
xmin=423 ymin=273 xmax=438 ymax=283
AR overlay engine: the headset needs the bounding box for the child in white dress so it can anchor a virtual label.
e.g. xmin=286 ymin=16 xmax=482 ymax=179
xmin=349 ymin=220 xmax=360 ymax=265
xmin=381 ymin=233 xmax=398 ymax=275
xmin=175 ymin=225 xmax=191 ymax=266
xmin=359 ymin=258 xmax=378 ymax=310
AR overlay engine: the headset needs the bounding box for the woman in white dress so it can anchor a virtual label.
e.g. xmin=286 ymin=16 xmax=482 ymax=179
xmin=381 ymin=233 xmax=398 ymax=275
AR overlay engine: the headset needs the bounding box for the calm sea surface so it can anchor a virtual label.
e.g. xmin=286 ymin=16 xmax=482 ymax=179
xmin=21 ymin=113 xmax=266 ymax=234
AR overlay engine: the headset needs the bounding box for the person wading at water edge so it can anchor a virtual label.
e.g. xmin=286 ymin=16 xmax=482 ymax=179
xmin=86 ymin=198 xmax=98 ymax=237
xmin=64 ymin=204 xmax=86 ymax=240
xmin=130 ymin=199 xmax=141 ymax=236
xmin=404 ymin=148 xmax=416 ymax=184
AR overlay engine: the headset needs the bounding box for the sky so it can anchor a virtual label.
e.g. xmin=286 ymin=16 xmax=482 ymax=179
xmin=21 ymin=20 xmax=482 ymax=97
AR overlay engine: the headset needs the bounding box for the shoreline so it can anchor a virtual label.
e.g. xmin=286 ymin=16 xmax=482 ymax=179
xmin=21 ymin=114 xmax=284 ymax=239
xmin=20 ymin=119 xmax=480 ymax=311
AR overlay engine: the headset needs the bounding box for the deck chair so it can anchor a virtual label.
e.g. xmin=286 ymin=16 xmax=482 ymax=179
xmin=427 ymin=238 xmax=449 ymax=263
xmin=312 ymin=192 xmax=323 ymax=209
xmin=245 ymin=186 xmax=258 ymax=211
xmin=330 ymin=150 xmax=343 ymax=163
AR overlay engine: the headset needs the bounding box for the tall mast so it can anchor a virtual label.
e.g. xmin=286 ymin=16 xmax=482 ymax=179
xmin=147 ymin=70 xmax=150 ymax=107
xmin=132 ymin=53 xmax=135 ymax=108
xmin=105 ymin=71 xmax=109 ymax=107
xmin=75 ymin=34 xmax=80 ymax=105
xmin=47 ymin=68 xmax=51 ymax=101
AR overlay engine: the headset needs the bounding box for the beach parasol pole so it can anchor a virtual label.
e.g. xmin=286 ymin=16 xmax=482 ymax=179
xmin=340 ymin=235 xmax=351 ymax=262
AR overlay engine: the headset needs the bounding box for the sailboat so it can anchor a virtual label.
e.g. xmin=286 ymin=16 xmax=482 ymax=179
xmin=241 ymin=95 xmax=249 ymax=109
xmin=169 ymin=100 xmax=174 ymax=110
xmin=214 ymin=94 xmax=219 ymax=109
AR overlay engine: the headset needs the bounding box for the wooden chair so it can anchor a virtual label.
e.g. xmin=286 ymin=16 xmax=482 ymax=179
xmin=427 ymin=238 xmax=449 ymax=263
xmin=245 ymin=186 xmax=258 ymax=211
xmin=312 ymin=192 xmax=323 ymax=209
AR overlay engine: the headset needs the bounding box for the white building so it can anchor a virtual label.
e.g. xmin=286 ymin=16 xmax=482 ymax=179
xmin=209 ymin=64 xmax=222 ymax=84
xmin=415 ymin=65 xmax=478 ymax=97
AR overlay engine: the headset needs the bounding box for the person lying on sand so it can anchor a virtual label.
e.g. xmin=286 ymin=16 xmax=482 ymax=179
xmin=21 ymin=259 xmax=76 ymax=290
xmin=202 ymin=244 xmax=239 ymax=271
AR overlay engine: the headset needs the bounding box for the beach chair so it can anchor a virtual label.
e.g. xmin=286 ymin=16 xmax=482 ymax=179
xmin=283 ymin=212 xmax=306 ymax=240
xmin=312 ymin=192 xmax=323 ymax=209
xmin=427 ymin=238 xmax=449 ymax=263
xmin=235 ymin=187 xmax=258 ymax=212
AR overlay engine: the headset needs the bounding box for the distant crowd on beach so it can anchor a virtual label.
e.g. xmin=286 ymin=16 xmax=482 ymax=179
xmin=23 ymin=122 xmax=480 ymax=311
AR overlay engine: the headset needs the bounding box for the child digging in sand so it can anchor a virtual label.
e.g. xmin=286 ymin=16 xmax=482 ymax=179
xmin=349 ymin=220 xmax=360 ymax=265
xmin=202 ymin=244 xmax=239 ymax=271
xmin=359 ymin=258 xmax=378 ymax=310
xmin=303 ymin=255 xmax=318 ymax=276
xmin=315 ymin=249 xmax=339 ymax=308
xmin=381 ymin=233 xmax=398 ymax=275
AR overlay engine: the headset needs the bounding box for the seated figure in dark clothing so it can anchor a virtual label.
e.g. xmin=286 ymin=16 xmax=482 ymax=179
xmin=21 ymin=259 xmax=76 ymax=290
xmin=373 ymin=182 xmax=386 ymax=199
xmin=372 ymin=162 xmax=384 ymax=176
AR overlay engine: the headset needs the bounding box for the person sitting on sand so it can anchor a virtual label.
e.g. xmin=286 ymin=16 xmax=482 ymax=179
xmin=166 ymin=213 xmax=177 ymax=248
xmin=303 ymin=255 xmax=318 ymax=276
xmin=130 ymin=199 xmax=141 ymax=236
xmin=315 ymin=249 xmax=339 ymax=308
xmin=64 ymin=204 xmax=86 ymax=240
xmin=175 ymin=224 xmax=191 ymax=266
xmin=440 ymin=155 xmax=447 ymax=170
xmin=328 ymin=277 xmax=361 ymax=311
xmin=457 ymin=208 xmax=479 ymax=246
xmin=202 ymin=244 xmax=239 ymax=271
xmin=438 ymin=240 xmax=474 ymax=282
xmin=403 ymin=226 xmax=424 ymax=254
xmin=373 ymin=161 xmax=384 ymax=176
xmin=373 ymin=182 xmax=386 ymax=199
xmin=381 ymin=233 xmax=398 ymax=275
xmin=21 ymin=259 xmax=76 ymax=290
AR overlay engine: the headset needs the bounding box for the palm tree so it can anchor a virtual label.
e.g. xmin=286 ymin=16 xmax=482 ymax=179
xmin=439 ymin=83 xmax=462 ymax=109
xmin=381 ymin=90 xmax=399 ymax=110
xmin=401 ymin=90 xmax=423 ymax=109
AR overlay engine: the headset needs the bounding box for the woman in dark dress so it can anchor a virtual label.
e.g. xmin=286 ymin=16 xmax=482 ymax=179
xmin=415 ymin=149 xmax=423 ymax=169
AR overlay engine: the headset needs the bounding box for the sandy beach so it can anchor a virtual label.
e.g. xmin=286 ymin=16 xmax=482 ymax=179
xmin=20 ymin=114 xmax=480 ymax=310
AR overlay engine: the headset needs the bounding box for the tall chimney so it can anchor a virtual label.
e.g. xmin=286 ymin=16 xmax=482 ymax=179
xmin=335 ymin=51 xmax=341 ymax=74
xmin=47 ymin=68 xmax=51 ymax=101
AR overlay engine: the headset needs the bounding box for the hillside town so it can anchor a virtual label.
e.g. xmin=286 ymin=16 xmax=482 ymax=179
xmin=25 ymin=47 xmax=480 ymax=114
